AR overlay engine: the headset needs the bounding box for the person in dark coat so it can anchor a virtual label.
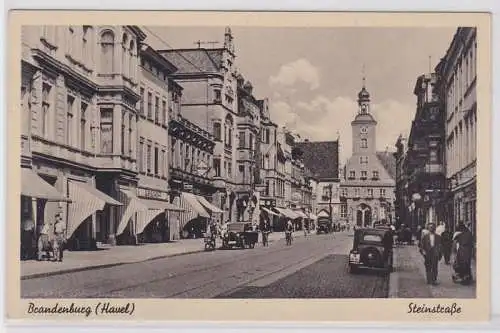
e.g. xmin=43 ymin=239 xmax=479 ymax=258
xmin=440 ymin=224 xmax=453 ymax=265
xmin=452 ymin=222 xmax=474 ymax=285
xmin=419 ymin=223 xmax=442 ymax=285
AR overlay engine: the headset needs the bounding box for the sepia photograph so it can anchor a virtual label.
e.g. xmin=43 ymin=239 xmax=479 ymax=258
xmin=7 ymin=11 xmax=491 ymax=322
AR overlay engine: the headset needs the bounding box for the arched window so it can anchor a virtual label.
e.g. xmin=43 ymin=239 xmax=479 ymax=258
xmin=361 ymin=138 xmax=368 ymax=148
xmin=100 ymin=30 xmax=115 ymax=74
xmin=122 ymin=34 xmax=128 ymax=78
xmin=129 ymin=40 xmax=135 ymax=80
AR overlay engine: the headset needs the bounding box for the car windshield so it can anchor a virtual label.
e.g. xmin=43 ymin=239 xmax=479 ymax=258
xmin=363 ymin=234 xmax=382 ymax=242
xmin=228 ymin=224 xmax=246 ymax=232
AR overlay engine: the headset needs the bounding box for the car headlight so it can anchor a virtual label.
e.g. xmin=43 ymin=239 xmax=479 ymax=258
xmin=236 ymin=233 xmax=240 ymax=237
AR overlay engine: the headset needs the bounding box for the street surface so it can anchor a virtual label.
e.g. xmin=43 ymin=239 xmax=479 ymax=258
xmin=22 ymin=232 xmax=389 ymax=298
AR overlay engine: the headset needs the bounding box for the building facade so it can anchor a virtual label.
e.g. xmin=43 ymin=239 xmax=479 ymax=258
xmin=394 ymin=135 xmax=409 ymax=228
xmin=403 ymin=73 xmax=446 ymax=231
xmin=159 ymin=27 xmax=239 ymax=224
xmin=340 ymin=82 xmax=396 ymax=227
xmin=435 ymin=27 xmax=477 ymax=239
xmin=20 ymin=25 xmax=148 ymax=250
xmin=295 ymin=140 xmax=341 ymax=224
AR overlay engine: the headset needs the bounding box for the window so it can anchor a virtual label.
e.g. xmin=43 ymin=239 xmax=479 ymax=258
xmin=41 ymin=83 xmax=51 ymax=137
xmin=129 ymin=40 xmax=135 ymax=80
xmin=66 ymin=95 xmax=75 ymax=146
xmin=372 ymin=170 xmax=379 ymax=179
xmin=341 ymin=188 xmax=348 ymax=197
xmin=161 ymin=149 xmax=166 ymax=178
xmin=349 ymin=170 xmax=355 ymax=178
xmin=162 ymin=100 xmax=167 ymax=125
xmin=155 ymin=96 xmax=159 ymax=124
xmin=179 ymin=142 xmax=184 ymax=169
xmin=100 ymin=30 xmax=115 ymax=74
xmin=170 ymin=139 xmax=176 ymax=168
xmin=361 ymin=171 xmax=367 ymax=178
xmin=139 ymin=87 xmax=145 ymax=115
xmin=100 ymin=108 xmax=113 ymax=153
xmin=121 ymin=112 xmax=126 ymax=155
xmin=380 ymin=189 xmax=386 ymax=197
xmin=249 ymin=133 xmax=254 ymax=151
xmin=368 ymin=188 xmax=373 ymax=197
xmin=340 ymin=204 xmax=347 ymax=218
xmin=80 ymin=102 xmax=87 ymax=150
xmin=147 ymin=92 xmax=152 ymax=119
xmin=138 ymin=137 xmax=144 ymax=173
xmin=228 ymin=162 xmax=232 ymax=177
xmin=360 ymin=156 xmax=368 ymax=164
xmin=228 ymin=128 xmax=233 ymax=147
xmin=354 ymin=188 xmax=360 ymax=197
xmin=265 ymin=180 xmax=270 ymax=196
xmin=214 ymin=89 xmax=221 ymax=103
xmin=154 ymin=146 xmax=159 ymax=176
xmin=214 ymin=158 xmax=221 ymax=177
xmin=266 ymin=129 xmax=270 ymax=144
xmin=146 ymin=142 xmax=152 ymax=173
xmin=239 ymin=164 xmax=245 ymax=182
xmin=185 ymin=145 xmax=190 ymax=171
xmin=239 ymin=131 xmax=246 ymax=148
xmin=361 ymin=138 xmax=367 ymax=148
xmin=430 ymin=150 xmax=438 ymax=163
xmin=213 ymin=123 xmax=222 ymax=141
xmin=128 ymin=114 xmax=133 ymax=155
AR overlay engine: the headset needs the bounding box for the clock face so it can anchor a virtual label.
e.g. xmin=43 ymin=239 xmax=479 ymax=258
xmin=360 ymin=127 xmax=368 ymax=134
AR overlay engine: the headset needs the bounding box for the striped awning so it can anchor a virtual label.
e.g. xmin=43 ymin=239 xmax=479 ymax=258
xmin=294 ymin=210 xmax=308 ymax=219
xmin=21 ymin=168 xmax=68 ymax=202
xmin=181 ymin=192 xmax=210 ymax=218
xmin=196 ymin=196 xmax=224 ymax=214
xmin=274 ymin=207 xmax=300 ymax=219
xmin=135 ymin=198 xmax=185 ymax=235
xmin=117 ymin=189 xmax=149 ymax=236
xmin=67 ymin=180 xmax=121 ymax=238
xmin=261 ymin=207 xmax=280 ymax=216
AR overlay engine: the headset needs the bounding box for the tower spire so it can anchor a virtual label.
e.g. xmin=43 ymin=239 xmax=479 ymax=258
xmin=362 ymin=64 xmax=366 ymax=88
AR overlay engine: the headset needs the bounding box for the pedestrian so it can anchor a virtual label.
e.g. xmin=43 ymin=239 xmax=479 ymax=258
xmin=436 ymin=221 xmax=446 ymax=236
xmin=418 ymin=224 xmax=429 ymax=249
xmin=452 ymin=222 xmax=474 ymax=285
xmin=53 ymin=213 xmax=66 ymax=261
xmin=37 ymin=221 xmax=51 ymax=261
xmin=419 ymin=223 xmax=442 ymax=285
xmin=440 ymin=224 xmax=453 ymax=265
xmin=21 ymin=216 xmax=35 ymax=260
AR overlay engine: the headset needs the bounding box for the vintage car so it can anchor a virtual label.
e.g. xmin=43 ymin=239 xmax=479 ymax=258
xmin=348 ymin=228 xmax=394 ymax=274
xmin=316 ymin=217 xmax=333 ymax=234
xmin=221 ymin=222 xmax=259 ymax=249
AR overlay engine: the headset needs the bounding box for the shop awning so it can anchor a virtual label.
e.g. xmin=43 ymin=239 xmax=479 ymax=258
xmin=308 ymin=213 xmax=318 ymax=220
xmin=141 ymin=198 xmax=185 ymax=212
xmin=117 ymin=189 xmax=149 ymax=236
xmin=196 ymin=195 xmax=224 ymax=214
xmin=294 ymin=210 xmax=308 ymax=219
xmin=67 ymin=180 xmax=122 ymax=238
xmin=274 ymin=207 xmax=300 ymax=219
xmin=261 ymin=207 xmax=280 ymax=216
xmin=21 ymin=168 xmax=68 ymax=202
xmin=317 ymin=210 xmax=330 ymax=218
xmin=181 ymin=192 xmax=210 ymax=218
xmin=135 ymin=198 xmax=185 ymax=235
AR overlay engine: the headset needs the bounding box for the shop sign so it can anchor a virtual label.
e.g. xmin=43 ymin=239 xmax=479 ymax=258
xmin=259 ymin=198 xmax=276 ymax=207
xmin=137 ymin=188 xmax=168 ymax=200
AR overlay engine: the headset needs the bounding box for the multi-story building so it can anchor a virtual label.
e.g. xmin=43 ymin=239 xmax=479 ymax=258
xmin=159 ymin=27 xmax=238 ymax=224
xmin=295 ymin=140 xmax=341 ymax=225
xmin=20 ymin=26 xmax=194 ymax=254
xmin=340 ymin=81 xmax=396 ymax=227
xmin=235 ymin=75 xmax=261 ymax=222
xmin=435 ymin=27 xmax=477 ymax=239
xmin=403 ymin=73 xmax=446 ymax=231
xmin=394 ymin=134 xmax=409 ymax=228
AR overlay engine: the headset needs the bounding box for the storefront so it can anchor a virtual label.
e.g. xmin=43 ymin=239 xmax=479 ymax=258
xmin=272 ymin=207 xmax=300 ymax=231
xmin=175 ymin=192 xmax=210 ymax=239
xmin=115 ymin=187 xmax=184 ymax=245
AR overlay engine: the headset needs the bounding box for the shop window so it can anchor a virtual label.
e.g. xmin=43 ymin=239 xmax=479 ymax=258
xmin=213 ymin=158 xmax=221 ymax=177
xmin=361 ymin=138 xmax=368 ymax=148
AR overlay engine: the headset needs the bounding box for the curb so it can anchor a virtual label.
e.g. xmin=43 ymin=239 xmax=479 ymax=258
xmin=21 ymin=233 xmax=305 ymax=280
xmin=21 ymin=249 xmax=204 ymax=281
xmin=388 ymin=245 xmax=400 ymax=298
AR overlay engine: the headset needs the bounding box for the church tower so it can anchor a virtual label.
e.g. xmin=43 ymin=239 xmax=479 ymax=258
xmin=351 ymin=75 xmax=377 ymax=156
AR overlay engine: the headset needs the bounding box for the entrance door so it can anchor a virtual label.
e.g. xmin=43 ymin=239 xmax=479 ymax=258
xmin=364 ymin=210 xmax=372 ymax=227
xmin=356 ymin=210 xmax=363 ymax=226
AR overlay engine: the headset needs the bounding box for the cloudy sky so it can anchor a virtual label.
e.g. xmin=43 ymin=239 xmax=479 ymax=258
xmin=144 ymin=26 xmax=456 ymax=165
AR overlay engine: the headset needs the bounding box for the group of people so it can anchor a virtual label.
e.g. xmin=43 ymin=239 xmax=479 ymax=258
xmin=417 ymin=221 xmax=474 ymax=286
xmin=21 ymin=212 xmax=66 ymax=262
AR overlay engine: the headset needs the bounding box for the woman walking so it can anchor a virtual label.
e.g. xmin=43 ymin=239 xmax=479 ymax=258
xmin=452 ymin=222 xmax=474 ymax=285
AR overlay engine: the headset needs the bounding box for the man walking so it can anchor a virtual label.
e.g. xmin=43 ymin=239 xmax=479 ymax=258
xmin=440 ymin=224 xmax=453 ymax=265
xmin=419 ymin=223 xmax=442 ymax=285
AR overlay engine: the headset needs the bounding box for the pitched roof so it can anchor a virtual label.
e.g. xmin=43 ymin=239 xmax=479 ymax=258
xmin=376 ymin=151 xmax=396 ymax=180
xmin=295 ymin=141 xmax=339 ymax=181
xmin=158 ymin=48 xmax=224 ymax=73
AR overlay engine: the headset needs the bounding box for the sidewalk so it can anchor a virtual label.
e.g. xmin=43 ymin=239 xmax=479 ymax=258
xmin=21 ymin=231 xmax=304 ymax=280
xmin=389 ymin=243 xmax=476 ymax=299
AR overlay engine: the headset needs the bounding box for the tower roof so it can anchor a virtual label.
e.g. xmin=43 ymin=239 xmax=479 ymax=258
xmin=358 ymin=86 xmax=370 ymax=100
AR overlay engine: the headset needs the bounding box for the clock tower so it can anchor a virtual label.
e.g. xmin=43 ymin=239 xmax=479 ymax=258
xmin=351 ymin=77 xmax=377 ymax=156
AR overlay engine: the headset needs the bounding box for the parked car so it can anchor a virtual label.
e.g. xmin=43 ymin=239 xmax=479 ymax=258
xmin=221 ymin=222 xmax=258 ymax=249
xmin=316 ymin=217 xmax=332 ymax=234
xmin=348 ymin=227 xmax=394 ymax=274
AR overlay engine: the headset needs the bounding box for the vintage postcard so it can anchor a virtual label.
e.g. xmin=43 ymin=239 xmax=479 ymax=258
xmin=6 ymin=11 xmax=491 ymax=322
